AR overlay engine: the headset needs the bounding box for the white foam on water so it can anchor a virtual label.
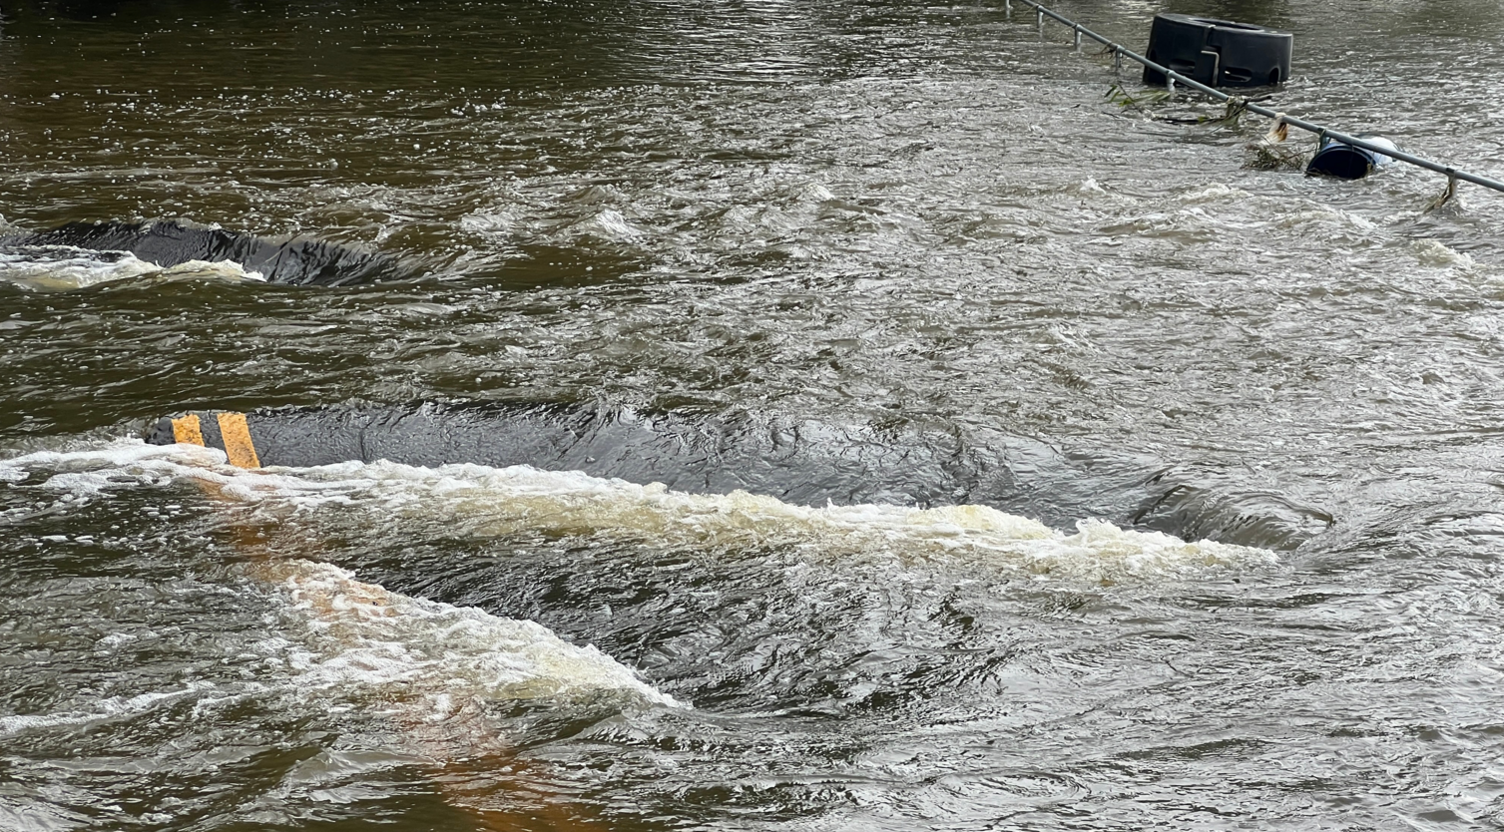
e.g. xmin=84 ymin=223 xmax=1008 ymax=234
xmin=1272 ymin=203 xmax=1377 ymax=236
xmin=0 ymin=438 xmax=1282 ymax=756
xmin=2 ymin=438 xmax=1276 ymax=587
xmin=3 ymin=438 xmax=226 ymax=494
xmin=0 ymin=245 xmax=265 ymax=291
xmin=331 ymin=462 xmax=1275 ymax=583
xmin=0 ymin=246 xmax=159 ymax=290
xmin=571 ymin=208 xmax=644 ymax=242
xmin=1177 ymin=183 xmax=1248 ymax=204
xmin=1073 ymin=177 xmax=1108 ymax=196
xmin=1410 ymin=238 xmax=1475 ymax=269
xmin=0 ymin=682 xmax=216 ymax=737
xmin=1 ymin=440 xmax=681 ymax=713
xmin=159 ymin=258 xmax=267 ymax=283
xmin=458 ymin=209 xmax=518 ymax=238
xmin=253 ymin=559 xmax=679 ymax=709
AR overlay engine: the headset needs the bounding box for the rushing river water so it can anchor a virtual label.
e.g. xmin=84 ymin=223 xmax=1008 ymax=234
xmin=4 ymin=1 xmax=1504 ymax=829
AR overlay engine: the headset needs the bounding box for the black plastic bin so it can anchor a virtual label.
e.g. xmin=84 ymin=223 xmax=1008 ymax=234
xmin=1143 ymin=13 xmax=1292 ymax=89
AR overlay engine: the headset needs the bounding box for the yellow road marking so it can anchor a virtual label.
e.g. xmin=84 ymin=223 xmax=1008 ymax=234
xmin=216 ymin=412 xmax=262 ymax=469
xmin=171 ymin=414 xmax=205 ymax=447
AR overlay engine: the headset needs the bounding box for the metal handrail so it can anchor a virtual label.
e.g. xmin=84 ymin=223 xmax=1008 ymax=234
xmin=1004 ymin=0 xmax=1504 ymax=195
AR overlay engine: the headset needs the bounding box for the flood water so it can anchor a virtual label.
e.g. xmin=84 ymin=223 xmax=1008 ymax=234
xmin=4 ymin=1 xmax=1504 ymax=829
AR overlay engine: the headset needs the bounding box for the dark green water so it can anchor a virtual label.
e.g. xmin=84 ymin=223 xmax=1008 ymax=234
xmin=4 ymin=1 xmax=1504 ymax=830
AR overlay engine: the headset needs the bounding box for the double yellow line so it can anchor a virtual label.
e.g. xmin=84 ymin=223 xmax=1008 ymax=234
xmin=169 ymin=412 xmax=261 ymax=469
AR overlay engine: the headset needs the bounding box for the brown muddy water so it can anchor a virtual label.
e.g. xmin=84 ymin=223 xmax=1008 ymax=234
xmin=3 ymin=1 xmax=1504 ymax=829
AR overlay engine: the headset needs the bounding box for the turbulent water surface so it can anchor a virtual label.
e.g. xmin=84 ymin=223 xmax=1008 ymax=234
xmin=4 ymin=1 xmax=1504 ymax=829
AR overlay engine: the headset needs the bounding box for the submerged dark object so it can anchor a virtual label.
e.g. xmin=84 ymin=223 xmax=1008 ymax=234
xmin=1306 ymin=136 xmax=1399 ymax=180
xmin=0 ymin=220 xmax=404 ymax=286
xmin=147 ymin=401 xmax=1020 ymax=510
xmin=143 ymin=401 xmax=1333 ymax=549
xmin=146 ymin=401 xmax=1130 ymax=532
xmin=1142 ymin=13 xmax=1292 ymax=88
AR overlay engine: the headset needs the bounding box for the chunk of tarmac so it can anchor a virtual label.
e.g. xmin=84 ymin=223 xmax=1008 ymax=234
xmin=0 ymin=219 xmax=405 ymax=286
xmin=147 ymin=401 xmax=1062 ymax=515
xmin=146 ymin=401 xmax=1334 ymax=550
